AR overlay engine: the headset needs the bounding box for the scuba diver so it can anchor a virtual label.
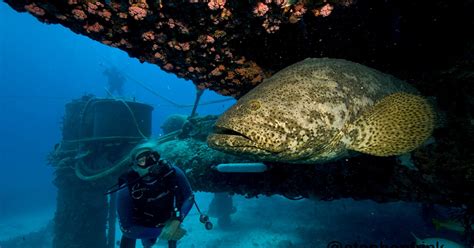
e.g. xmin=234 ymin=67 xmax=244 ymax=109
xmin=103 ymin=65 xmax=126 ymax=96
xmin=116 ymin=143 xmax=194 ymax=248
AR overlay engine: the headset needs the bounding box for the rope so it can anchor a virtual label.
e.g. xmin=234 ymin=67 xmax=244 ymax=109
xmin=0 ymin=94 xmax=233 ymax=106
xmin=154 ymin=130 xmax=181 ymax=144
xmin=63 ymin=136 xmax=144 ymax=143
xmin=0 ymin=95 xmax=70 ymax=100
xmin=99 ymin=62 xmax=234 ymax=109
xmin=78 ymin=96 xmax=96 ymax=138
xmin=123 ymin=73 xmax=187 ymax=108
xmin=125 ymin=73 xmax=234 ymax=108
xmin=72 ymin=94 xmax=143 ymax=181
xmin=105 ymin=88 xmax=147 ymax=139
xmin=189 ymin=98 xmax=233 ymax=106
xmin=73 ymin=130 xmax=181 ymax=181
xmin=75 ymin=154 xmax=131 ymax=181
xmin=193 ymin=197 xmax=205 ymax=215
xmin=119 ymin=100 xmax=147 ymax=139
xmin=190 ymin=87 xmax=204 ymax=117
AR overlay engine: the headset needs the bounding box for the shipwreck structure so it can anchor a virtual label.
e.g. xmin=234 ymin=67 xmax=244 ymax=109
xmin=4 ymin=0 xmax=473 ymax=247
xmin=48 ymin=96 xmax=154 ymax=248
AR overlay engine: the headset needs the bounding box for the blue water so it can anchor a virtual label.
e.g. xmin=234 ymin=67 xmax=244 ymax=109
xmin=0 ymin=1 xmax=233 ymax=227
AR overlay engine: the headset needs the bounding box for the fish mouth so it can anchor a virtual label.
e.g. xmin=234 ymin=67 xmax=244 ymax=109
xmin=212 ymin=126 xmax=252 ymax=140
xmin=207 ymin=126 xmax=275 ymax=155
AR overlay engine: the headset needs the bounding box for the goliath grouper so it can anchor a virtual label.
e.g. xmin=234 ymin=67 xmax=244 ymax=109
xmin=207 ymin=58 xmax=435 ymax=163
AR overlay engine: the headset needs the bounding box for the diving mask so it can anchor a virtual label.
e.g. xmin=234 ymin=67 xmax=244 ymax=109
xmin=134 ymin=150 xmax=160 ymax=168
xmin=132 ymin=150 xmax=161 ymax=177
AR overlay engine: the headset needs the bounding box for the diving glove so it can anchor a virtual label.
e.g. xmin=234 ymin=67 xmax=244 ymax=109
xmin=169 ymin=226 xmax=186 ymax=241
xmin=159 ymin=219 xmax=186 ymax=241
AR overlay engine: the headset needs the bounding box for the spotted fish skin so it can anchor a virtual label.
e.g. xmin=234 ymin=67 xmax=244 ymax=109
xmin=207 ymin=58 xmax=423 ymax=163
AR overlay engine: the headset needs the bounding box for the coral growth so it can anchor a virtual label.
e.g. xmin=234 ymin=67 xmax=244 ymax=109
xmin=313 ymin=4 xmax=334 ymax=17
xmin=141 ymin=31 xmax=155 ymax=41
xmin=128 ymin=5 xmax=147 ymax=20
xmin=6 ymin=0 xmax=460 ymax=103
xmin=84 ymin=22 xmax=104 ymax=33
xmin=72 ymin=9 xmax=87 ymax=20
xmin=235 ymin=62 xmax=265 ymax=84
xmin=163 ymin=63 xmax=174 ymax=71
xmin=210 ymin=65 xmax=226 ymax=76
xmin=253 ymin=2 xmax=269 ymax=17
xmin=167 ymin=40 xmax=191 ymax=51
xmin=208 ymin=0 xmax=226 ymax=10
xmin=98 ymin=9 xmax=112 ymax=21
xmin=24 ymin=3 xmax=45 ymax=16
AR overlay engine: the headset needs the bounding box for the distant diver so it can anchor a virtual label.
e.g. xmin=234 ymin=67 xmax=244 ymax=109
xmin=208 ymin=58 xmax=435 ymax=164
xmin=207 ymin=193 xmax=236 ymax=229
xmin=103 ymin=66 xmax=126 ymax=96
xmin=116 ymin=142 xmax=193 ymax=248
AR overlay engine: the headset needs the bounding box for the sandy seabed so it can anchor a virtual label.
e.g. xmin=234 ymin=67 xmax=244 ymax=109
xmin=1 ymin=192 xmax=447 ymax=248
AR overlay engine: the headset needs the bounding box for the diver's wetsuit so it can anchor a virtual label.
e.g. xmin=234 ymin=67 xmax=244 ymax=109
xmin=117 ymin=165 xmax=193 ymax=248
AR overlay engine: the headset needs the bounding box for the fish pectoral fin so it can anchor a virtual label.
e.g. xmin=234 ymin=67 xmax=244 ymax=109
xmin=346 ymin=92 xmax=435 ymax=157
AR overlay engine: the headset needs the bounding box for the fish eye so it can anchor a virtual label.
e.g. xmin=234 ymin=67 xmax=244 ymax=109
xmin=248 ymin=100 xmax=261 ymax=111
